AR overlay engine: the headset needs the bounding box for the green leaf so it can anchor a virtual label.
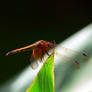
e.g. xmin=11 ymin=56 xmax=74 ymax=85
xmin=26 ymin=51 xmax=55 ymax=92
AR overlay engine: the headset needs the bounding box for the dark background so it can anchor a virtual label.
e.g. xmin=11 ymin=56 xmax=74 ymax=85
xmin=0 ymin=0 xmax=92 ymax=84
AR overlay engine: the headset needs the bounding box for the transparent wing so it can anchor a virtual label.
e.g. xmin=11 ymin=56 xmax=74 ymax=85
xmin=55 ymin=46 xmax=88 ymax=69
xmin=55 ymin=52 xmax=80 ymax=69
xmin=56 ymin=46 xmax=88 ymax=63
xmin=30 ymin=61 xmax=39 ymax=69
xmin=30 ymin=55 xmax=39 ymax=69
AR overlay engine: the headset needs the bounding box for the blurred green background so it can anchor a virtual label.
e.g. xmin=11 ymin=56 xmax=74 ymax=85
xmin=0 ymin=0 xmax=92 ymax=85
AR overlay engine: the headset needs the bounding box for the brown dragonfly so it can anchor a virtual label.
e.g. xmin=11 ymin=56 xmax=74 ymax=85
xmin=6 ymin=40 xmax=88 ymax=69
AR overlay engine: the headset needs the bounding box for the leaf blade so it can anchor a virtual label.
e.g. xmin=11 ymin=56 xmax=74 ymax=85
xmin=26 ymin=51 xmax=55 ymax=92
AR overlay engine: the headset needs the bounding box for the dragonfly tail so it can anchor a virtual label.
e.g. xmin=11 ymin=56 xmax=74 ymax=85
xmin=6 ymin=44 xmax=35 ymax=56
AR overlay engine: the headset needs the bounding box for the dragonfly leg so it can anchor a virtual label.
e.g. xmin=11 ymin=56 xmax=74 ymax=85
xmin=46 ymin=51 xmax=50 ymax=56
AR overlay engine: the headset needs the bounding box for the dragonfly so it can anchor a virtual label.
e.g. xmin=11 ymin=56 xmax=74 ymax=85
xmin=6 ymin=40 xmax=88 ymax=69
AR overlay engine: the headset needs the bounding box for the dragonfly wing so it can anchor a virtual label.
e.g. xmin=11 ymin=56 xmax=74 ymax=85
xmin=56 ymin=46 xmax=88 ymax=63
xmin=30 ymin=55 xmax=39 ymax=69
xmin=55 ymin=52 xmax=80 ymax=69
xmin=30 ymin=61 xmax=39 ymax=69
